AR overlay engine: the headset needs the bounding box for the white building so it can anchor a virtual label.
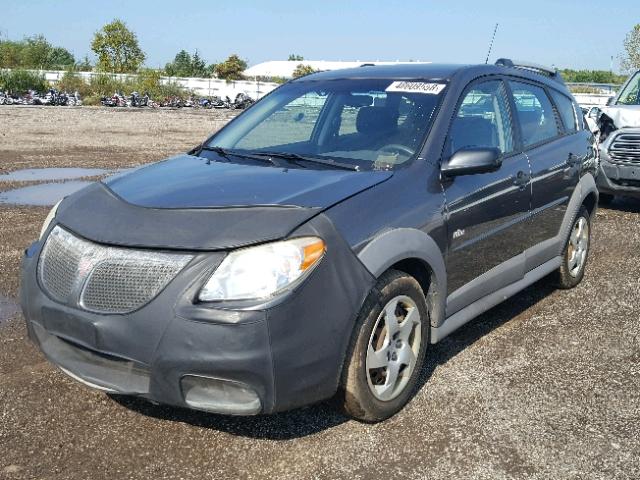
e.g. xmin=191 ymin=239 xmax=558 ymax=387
xmin=243 ymin=60 xmax=431 ymax=79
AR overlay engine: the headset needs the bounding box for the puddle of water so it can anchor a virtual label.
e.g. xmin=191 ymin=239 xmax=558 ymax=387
xmin=0 ymin=167 xmax=109 ymax=182
xmin=0 ymin=294 xmax=20 ymax=324
xmin=0 ymin=181 xmax=93 ymax=206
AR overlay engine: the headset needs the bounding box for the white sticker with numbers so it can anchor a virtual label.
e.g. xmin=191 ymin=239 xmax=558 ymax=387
xmin=385 ymin=81 xmax=446 ymax=95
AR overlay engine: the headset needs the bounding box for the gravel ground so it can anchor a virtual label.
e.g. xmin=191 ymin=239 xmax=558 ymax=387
xmin=0 ymin=106 xmax=639 ymax=480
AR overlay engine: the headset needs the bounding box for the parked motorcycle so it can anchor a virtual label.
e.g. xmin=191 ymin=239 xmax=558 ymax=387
xmin=128 ymin=91 xmax=149 ymax=107
xmin=212 ymin=95 xmax=232 ymax=109
xmin=233 ymin=93 xmax=255 ymax=109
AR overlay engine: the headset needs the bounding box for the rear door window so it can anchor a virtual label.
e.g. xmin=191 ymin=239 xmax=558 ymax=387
xmin=509 ymin=81 xmax=561 ymax=147
xmin=549 ymin=90 xmax=578 ymax=133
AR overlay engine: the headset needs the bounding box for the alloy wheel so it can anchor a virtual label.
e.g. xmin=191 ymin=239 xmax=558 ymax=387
xmin=567 ymin=216 xmax=589 ymax=278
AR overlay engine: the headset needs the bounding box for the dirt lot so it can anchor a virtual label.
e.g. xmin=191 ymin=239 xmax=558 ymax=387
xmin=0 ymin=106 xmax=639 ymax=480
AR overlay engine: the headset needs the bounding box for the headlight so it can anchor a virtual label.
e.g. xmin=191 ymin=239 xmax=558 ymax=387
xmin=199 ymin=237 xmax=326 ymax=302
xmin=39 ymin=199 xmax=63 ymax=240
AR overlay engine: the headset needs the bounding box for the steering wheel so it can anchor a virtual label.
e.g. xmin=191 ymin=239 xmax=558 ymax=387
xmin=377 ymin=143 xmax=415 ymax=157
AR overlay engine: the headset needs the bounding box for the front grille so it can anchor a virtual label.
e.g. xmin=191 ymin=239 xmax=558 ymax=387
xmin=39 ymin=226 xmax=192 ymax=314
xmin=608 ymin=132 xmax=640 ymax=164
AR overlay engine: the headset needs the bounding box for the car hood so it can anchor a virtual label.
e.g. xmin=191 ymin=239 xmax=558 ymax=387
xmin=104 ymin=154 xmax=391 ymax=209
xmin=601 ymin=105 xmax=640 ymax=129
xmin=54 ymin=154 xmax=392 ymax=250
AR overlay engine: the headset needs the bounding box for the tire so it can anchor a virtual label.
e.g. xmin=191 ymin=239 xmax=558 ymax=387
xmin=599 ymin=193 xmax=614 ymax=205
xmin=337 ymin=269 xmax=429 ymax=422
xmin=553 ymin=206 xmax=591 ymax=289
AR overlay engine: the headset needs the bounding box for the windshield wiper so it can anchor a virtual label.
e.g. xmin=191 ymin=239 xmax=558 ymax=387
xmin=252 ymin=151 xmax=360 ymax=171
xmin=197 ymin=145 xmax=279 ymax=166
xmin=199 ymin=145 xmax=229 ymax=158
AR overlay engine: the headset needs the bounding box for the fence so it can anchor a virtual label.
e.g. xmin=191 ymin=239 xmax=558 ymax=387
xmin=5 ymin=69 xmax=280 ymax=99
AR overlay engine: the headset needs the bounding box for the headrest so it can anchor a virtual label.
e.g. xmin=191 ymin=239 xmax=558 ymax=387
xmin=356 ymin=107 xmax=399 ymax=135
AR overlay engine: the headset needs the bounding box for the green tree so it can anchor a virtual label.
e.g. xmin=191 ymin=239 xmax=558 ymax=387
xmin=214 ymin=54 xmax=247 ymax=80
xmin=621 ymin=24 xmax=640 ymax=72
xmin=20 ymin=35 xmax=51 ymax=68
xmin=164 ymin=49 xmax=208 ymax=77
xmin=292 ymin=63 xmax=317 ymax=78
xmin=0 ymin=35 xmax=74 ymax=69
xmin=165 ymin=49 xmax=192 ymax=76
xmin=191 ymin=50 xmax=207 ymax=77
xmin=205 ymin=63 xmax=217 ymax=77
xmin=560 ymin=69 xmax=627 ymax=84
xmin=0 ymin=40 xmax=22 ymax=68
xmin=48 ymin=46 xmax=75 ymax=69
xmin=91 ymin=19 xmax=145 ymax=73
xmin=76 ymin=55 xmax=93 ymax=72
xmin=288 ymin=54 xmax=304 ymax=61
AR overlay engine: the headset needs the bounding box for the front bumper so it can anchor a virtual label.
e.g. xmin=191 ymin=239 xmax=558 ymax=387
xmin=598 ymin=128 xmax=640 ymax=198
xmin=20 ymin=214 xmax=375 ymax=415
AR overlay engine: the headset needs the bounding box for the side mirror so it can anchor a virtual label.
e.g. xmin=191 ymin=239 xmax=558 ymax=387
xmin=606 ymin=96 xmax=615 ymax=106
xmin=441 ymin=147 xmax=502 ymax=177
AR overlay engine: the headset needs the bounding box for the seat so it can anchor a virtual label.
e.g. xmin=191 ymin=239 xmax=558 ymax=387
xmin=330 ymin=106 xmax=400 ymax=153
xmin=517 ymin=109 xmax=542 ymax=145
xmin=355 ymin=106 xmax=399 ymax=136
xmin=449 ymin=116 xmax=498 ymax=153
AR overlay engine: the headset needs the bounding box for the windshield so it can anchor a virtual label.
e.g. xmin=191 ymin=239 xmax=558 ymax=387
xmin=617 ymin=71 xmax=640 ymax=105
xmin=207 ymin=78 xmax=444 ymax=170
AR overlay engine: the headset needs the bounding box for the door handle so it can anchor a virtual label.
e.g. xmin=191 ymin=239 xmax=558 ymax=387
xmin=513 ymin=170 xmax=530 ymax=187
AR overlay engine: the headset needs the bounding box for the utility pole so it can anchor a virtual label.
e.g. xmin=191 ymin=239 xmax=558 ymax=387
xmin=610 ymin=55 xmax=613 ymax=74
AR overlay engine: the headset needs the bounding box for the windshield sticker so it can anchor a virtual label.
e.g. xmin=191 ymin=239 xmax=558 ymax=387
xmin=385 ymin=81 xmax=446 ymax=95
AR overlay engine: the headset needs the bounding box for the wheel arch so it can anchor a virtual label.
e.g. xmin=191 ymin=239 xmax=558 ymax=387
xmin=582 ymin=189 xmax=598 ymax=219
xmin=357 ymin=228 xmax=447 ymax=327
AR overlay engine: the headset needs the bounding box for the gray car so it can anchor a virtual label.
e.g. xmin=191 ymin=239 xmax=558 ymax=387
xmin=21 ymin=60 xmax=598 ymax=422
xmin=596 ymin=69 xmax=640 ymax=202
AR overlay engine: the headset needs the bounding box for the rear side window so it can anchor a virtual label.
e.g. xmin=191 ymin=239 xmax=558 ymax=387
xmin=448 ymin=80 xmax=514 ymax=155
xmin=549 ymin=90 xmax=578 ymax=133
xmin=509 ymin=81 xmax=560 ymax=147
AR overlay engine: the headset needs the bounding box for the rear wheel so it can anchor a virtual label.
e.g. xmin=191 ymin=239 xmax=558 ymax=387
xmin=553 ymin=206 xmax=591 ymax=289
xmin=338 ymin=270 xmax=429 ymax=422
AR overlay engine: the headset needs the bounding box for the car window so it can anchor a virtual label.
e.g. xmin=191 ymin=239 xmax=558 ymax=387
xmin=509 ymin=81 xmax=560 ymax=147
xmin=617 ymin=71 xmax=640 ymax=105
xmin=235 ymin=91 xmax=328 ymax=150
xmin=336 ymin=93 xmax=432 ymax=149
xmin=549 ymin=90 xmax=578 ymax=133
xmin=448 ymin=80 xmax=514 ymax=155
xmin=211 ymin=78 xmax=443 ymax=169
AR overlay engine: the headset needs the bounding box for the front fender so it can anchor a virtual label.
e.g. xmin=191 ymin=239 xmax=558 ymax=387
xmin=357 ymin=228 xmax=447 ymax=328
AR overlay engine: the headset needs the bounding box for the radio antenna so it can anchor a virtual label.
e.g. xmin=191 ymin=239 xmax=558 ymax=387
xmin=485 ymin=23 xmax=499 ymax=64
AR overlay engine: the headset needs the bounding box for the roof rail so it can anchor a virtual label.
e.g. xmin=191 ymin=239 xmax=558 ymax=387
xmin=360 ymin=63 xmax=375 ymax=67
xmin=495 ymin=58 xmax=563 ymax=82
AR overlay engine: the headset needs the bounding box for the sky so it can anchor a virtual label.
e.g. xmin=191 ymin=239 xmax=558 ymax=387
xmin=1 ymin=0 xmax=638 ymax=72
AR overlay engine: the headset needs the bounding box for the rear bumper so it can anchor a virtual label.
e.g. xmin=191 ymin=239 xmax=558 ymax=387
xmin=20 ymin=214 xmax=375 ymax=415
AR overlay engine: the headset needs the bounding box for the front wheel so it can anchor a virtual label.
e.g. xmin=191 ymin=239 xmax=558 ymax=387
xmin=553 ymin=206 xmax=591 ymax=289
xmin=337 ymin=270 xmax=429 ymax=422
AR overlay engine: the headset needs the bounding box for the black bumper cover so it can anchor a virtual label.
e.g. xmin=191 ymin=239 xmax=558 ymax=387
xmin=20 ymin=214 xmax=375 ymax=414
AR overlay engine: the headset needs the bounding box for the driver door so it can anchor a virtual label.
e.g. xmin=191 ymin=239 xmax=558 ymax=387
xmin=442 ymin=78 xmax=532 ymax=315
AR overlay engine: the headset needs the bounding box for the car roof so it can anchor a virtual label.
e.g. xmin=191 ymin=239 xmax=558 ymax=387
xmin=293 ymin=63 xmax=572 ymax=95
